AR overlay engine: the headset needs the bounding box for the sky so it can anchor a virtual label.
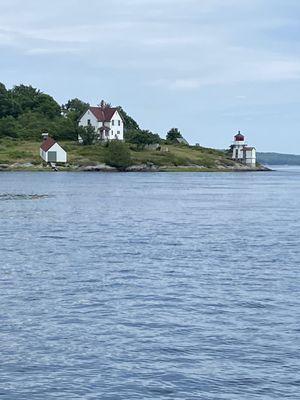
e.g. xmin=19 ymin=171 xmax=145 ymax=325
xmin=1 ymin=0 xmax=300 ymax=152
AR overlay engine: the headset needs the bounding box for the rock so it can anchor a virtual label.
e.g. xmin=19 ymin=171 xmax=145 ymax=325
xmin=80 ymin=164 xmax=117 ymax=172
xmin=11 ymin=162 xmax=34 ymax=169
xmin=0 ymin=164 xmax=9 ymax=170
xmin=126 ymin=163 xmax=159 ymax=172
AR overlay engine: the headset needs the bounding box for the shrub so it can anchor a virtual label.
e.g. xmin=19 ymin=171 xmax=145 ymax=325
xmin=78 ymin=125 xmax=96 ymax=145
xmin=105 ymin=140 xmax=132 ymax=170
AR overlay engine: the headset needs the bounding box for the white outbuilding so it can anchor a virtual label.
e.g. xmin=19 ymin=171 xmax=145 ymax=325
xmin=40 ymin=134 xmax=67 ymax=163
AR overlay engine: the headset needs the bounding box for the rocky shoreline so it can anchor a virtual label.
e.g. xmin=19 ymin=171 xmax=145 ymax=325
xmin=0 ymin=162 xmax=271 ymax=172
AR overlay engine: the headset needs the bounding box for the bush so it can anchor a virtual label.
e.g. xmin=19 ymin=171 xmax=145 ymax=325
xmin=105 ymin=140 xmax=132 ymax=170
xmin=125 ymin=129 xmax=162 ymax=150
xmin=0 ymin=116 xmax=20 ymax=138
xmin=166 ymin=127 xmax=182 ymax=142
xmin=78 ymin=125 xmax=96 ymax=145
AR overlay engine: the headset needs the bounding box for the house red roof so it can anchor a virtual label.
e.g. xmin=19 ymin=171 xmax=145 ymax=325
xmin=40 ymin=137 xmax=56 ymax=152
xmin=89 ymin=107 xmax=118 ymax=122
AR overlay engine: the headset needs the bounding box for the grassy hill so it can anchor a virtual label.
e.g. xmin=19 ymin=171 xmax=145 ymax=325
xmin=0 ymin=138 xmax=265 ymax=171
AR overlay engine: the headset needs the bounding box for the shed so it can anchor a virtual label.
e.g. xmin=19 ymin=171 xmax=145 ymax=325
xmin=40 ymin=136 xmax=67 ymax=163
xmin=175 ymin=137 xmax=189 ymax=145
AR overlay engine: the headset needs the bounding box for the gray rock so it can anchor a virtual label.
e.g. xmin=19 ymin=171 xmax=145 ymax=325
xmin=0 ymin=164 xmax=9 ymax=170
xmin=80 ymin=164 xmax=117 ymax=172
xmin=11 ymin=162 xmax=34 ymax=168
xmin=126 ymin=163 xmax=159 ymax=172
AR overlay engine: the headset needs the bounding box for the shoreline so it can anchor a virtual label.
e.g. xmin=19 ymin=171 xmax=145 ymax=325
xmin=0 ymin=163 xmax=272 ymax=173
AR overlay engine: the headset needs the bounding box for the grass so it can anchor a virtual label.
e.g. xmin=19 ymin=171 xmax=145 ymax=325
xmin=0 ymin=138 xmax=242 ymax=171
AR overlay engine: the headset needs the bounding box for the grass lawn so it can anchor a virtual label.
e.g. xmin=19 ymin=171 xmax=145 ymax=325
xmin=0 ymin=138 xmax=235 ymax=169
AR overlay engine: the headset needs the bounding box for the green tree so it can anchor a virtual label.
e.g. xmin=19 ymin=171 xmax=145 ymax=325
xmin=78 ymin=125 xmax=96 ymax=145
xmin=0 ymin=116 xmax=20 ymax=138
xmin=105 ymin=140 xmax=132 ymax=170
xmin=10 ymin=84 xmax=61 ymax=118
xmin=17 ymin=112 xmax=56 ymax=140
xmin=62 ymin=98 xmax=89 ymax=122
xmin=0 ymin=82 xmax=7 ymax=95
xmin=52 ymin=117 xmax=78 ymax=141
xmin=0 ymin=83 xmax=21 ymax=118
xmin=117 ymin=106 xmax=140 ymax=131
xmin=166 ymin=127 xmax=182 ymax=142
xmin=125 ymin=129 xmax=162 ymax=150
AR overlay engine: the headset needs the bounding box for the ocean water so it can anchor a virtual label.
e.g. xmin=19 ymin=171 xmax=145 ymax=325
xmin=0 ymin=170 xmax=299 ymax=399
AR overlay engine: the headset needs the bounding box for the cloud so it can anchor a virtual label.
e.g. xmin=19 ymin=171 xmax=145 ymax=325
xmin=0 ymin=0 xmax=300 ymax=151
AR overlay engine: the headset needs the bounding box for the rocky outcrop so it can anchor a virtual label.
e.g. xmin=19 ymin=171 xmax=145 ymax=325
xmin=79 ymin=164 xmax=118 ymax=172
xmin=126 ymin=163 xmax=159 ymax=172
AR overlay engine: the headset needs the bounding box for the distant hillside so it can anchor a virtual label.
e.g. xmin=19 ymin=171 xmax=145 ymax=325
xmin=257 ymin=152 xmax=300 ymax=165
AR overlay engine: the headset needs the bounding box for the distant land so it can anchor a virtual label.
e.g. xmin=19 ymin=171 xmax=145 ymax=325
xmin=257 ymin=152 xmax=300 ymax=166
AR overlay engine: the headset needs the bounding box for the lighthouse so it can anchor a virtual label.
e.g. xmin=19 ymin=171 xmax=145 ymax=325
xmin=232 ymin=131 xmax=246 ymax=161
xmin=231 ymin=131 xmax=256 ymax=167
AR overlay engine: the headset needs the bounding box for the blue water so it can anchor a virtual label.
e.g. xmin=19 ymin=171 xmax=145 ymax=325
xmin=0 ymin=170 xmax=299 ymax=399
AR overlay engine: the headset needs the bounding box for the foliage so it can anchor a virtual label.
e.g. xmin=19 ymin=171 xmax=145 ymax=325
xmin=0 ymin=82 xmax=7 ymax=95
xmin=0 ymin=82 xmax=158 ymax=148
xmin=117 ymin=106 xmax=140 ymax=131
xmin=16 ymin=112 xmax=56 ymax=140
xmin=78 ymin=125 xmax=96 ymax=145
xmin=125 ymin=129 xmax=162 ymax=149
xmin=62 ymin=98 xmax=89 ymax=122
xmin=166 ymin=127 xmax=182 ymax=142
xmin=0 ymin=116 xmax=20 ymax=138
xmin=10 ymin=84 xmax=61 ymax=118
xmin=105 ymin=140 xmax=132 ymax=170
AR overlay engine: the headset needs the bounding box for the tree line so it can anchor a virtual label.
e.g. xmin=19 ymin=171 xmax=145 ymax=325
xmin=0 ymin=82 xmax=184 ymax=147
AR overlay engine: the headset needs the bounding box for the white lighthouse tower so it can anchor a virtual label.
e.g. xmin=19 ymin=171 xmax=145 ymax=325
xmin=231 ymin=131 xmax=256 ymax=167
xmin=232 ymin=131 xmax=246 ymax=161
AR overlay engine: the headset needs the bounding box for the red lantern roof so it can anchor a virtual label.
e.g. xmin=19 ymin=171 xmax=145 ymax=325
xmin=234 ymin=132 xmax=245 ymax=141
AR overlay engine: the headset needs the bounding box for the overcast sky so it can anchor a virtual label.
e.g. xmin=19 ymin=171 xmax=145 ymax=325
xmin=1 ymin=0 xmax=300 ymax=152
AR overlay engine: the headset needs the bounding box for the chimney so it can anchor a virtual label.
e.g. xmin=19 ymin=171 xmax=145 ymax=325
xmin=42 ymin=132 xmax=49 ymax=141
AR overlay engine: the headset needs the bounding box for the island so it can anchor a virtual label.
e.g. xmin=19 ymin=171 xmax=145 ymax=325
xmin=0 ymin=82 xmax=268 ymax=172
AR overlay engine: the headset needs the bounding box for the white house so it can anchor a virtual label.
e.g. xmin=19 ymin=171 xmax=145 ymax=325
xmin=79 ymin=101 xmax=124 ymax=142
xmin=40 ymin=134 xmax=67 ymax=163
xmin=231 ymin=132 xmax=256 ymax=167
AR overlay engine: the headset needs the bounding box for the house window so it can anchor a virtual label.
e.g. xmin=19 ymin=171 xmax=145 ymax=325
xmin=117 ymin=131 xmax=120 ymax=135
xmin=118 ymin=120 xmax=121 ymax=126
xmin=112 ymin=120 xmax=115 ymax=126
xmin=87 ymin=119 xmax=91 ymax=125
